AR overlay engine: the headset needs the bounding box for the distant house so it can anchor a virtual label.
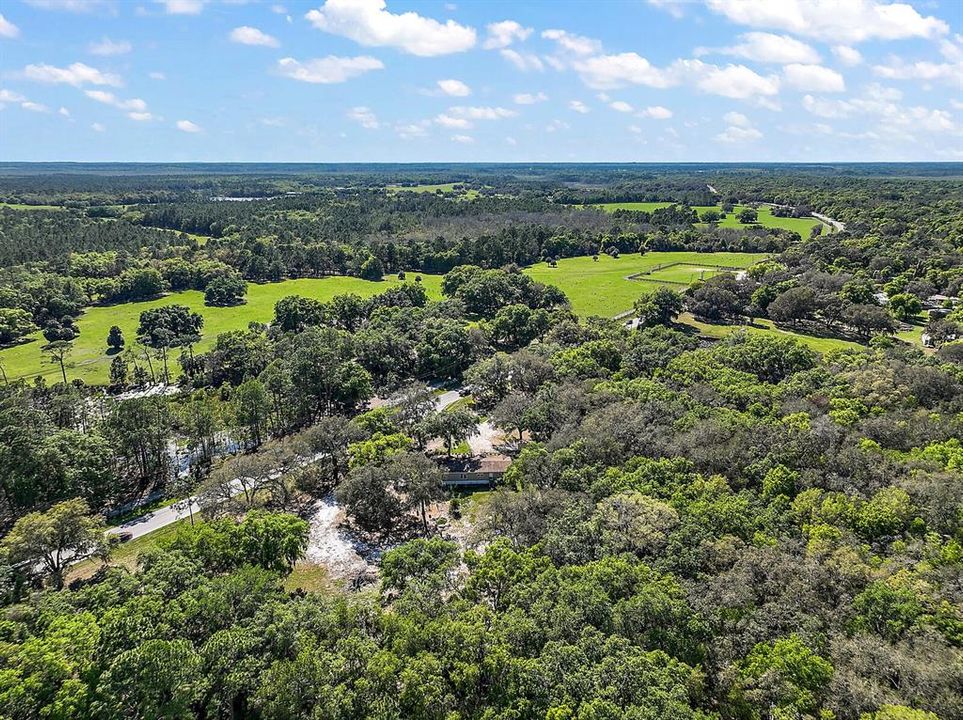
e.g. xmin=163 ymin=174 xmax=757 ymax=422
xmin=924 ymin=294 xmax=961 ymax=310
xmin=438 ymin=455 xmax=512 ymax=488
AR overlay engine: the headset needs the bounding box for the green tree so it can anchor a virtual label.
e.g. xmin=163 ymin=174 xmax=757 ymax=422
xmin=634 ymin=287 xmax=683 ymax=327
xmin=106 ymin=324 xmax=125 ymax=351
xmin=204 ymin=274 xmax=248 ymax=306
xmin=0 ymin=307 xmax=36 ymax=345
xmin=1 ymin=498 xmax=106 ymax=589
xmin=730 ymin=635 xmax=833 ymax=717
xmin=42 ymin=339 xmax=73 ymax=384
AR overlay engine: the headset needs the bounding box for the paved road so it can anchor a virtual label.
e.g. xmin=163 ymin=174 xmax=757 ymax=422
xmin=110 ymin=389 xmax=467 ymax=542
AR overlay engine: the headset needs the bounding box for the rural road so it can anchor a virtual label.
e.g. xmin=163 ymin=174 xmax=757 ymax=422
xmin=110 ymin=388 xmax=467 ymax=542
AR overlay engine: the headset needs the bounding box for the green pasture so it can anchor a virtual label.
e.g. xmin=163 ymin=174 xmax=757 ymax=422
xmin=387 ymin=183 xmax=480 ymax=199
xmin=0 ymin=274 xmax=444 ymax=385
xmin=678 ymin=313 xmax=863 ymax=354
xmin=591 ymin=202 xmax=828 ymax=235
xmin=640 ymin=263 xmax=727 ymax=285
xmin=524 ymin=251 xmax=766 ymax=318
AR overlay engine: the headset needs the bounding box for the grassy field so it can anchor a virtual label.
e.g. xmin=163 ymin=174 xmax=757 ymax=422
xmin=387 ymin=183 xmax=480 ymax=200
xmin=0 ymin=202 xmax=66 ymax=211
xmin=678 ymin=313 xmax=863 ymax=353
xmin=1 ymin=274 xmax=444 ymax=385
xmin=642 ymin=263 xmax=727 ymax=285
xmin=591 ymin=202 xmax=827 ymax=235
xmin=524 ymin=251 xmax=767 ymax=318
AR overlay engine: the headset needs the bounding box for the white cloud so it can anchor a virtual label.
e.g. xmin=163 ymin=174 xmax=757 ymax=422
xmin=647 ymin=0 xmax=686 ymax=19
xmin=128 ymin=111 xmax=155 ymax=122
xmin=639 ymin=105 xmax=673 ymax=119
xmin=541 ymin=29 xmax=601 ymax=56
xmin=0 ymin=89 xmax=26 ymax=105
xmin=176 ymin=119 xmax=201 ymax=132
xmin=801 ymin=84 xmax=957 ymax=135
xmin=832 ymin=45 xmax=862 ymax=66
xmin=610 ymin=100 xmax=633 ymax=112
xmin=574 ymin=52 xmax=677 ymax=89
xmin=872 ymin=57 xmax=962 ymax=82
xmin=449 ymin=105 xmax=516 ymax=120
xmin=706 ymin=32 xmax=820 ymax=64
xmin=500 ymin=48 xmax=543 ymax=71
xmin=545 ymin=119 xmax=569 ymax=132
xmin=91 ymin=121 xmax=105 ymax=131
xmin=89 ymin=37 xmax=132 ymax=56
xmin=437 ymin=78 xmax=470 ymax=96
xmin=568 ymin=99 xmax=590 ymax=113
xmin=483 ymin=20 xmax=530 ymax=49
xmin=58 ymin=106 xmax=70 ymax=116
xmin=276 ymin=56 xmax=384 ymax=83
xmin=157 ymin=0 xmax=206 ymax=15
xmin=514 ymin=91 xmax=547 ymax=104
xmin=25 ymin=0 xmax=110 ymax=11
xmin=695 ymin=62 xmax=781 ymax=99
xmin=395 ymin=120 xmax=430 ymax=138
xmin=149 ymin=71 xmax=166 ymax=80
xmin=704 ymin=0 xmax=948 ymax=43
xmin=716 ymin=125 xmax=763 ymax=142
xmin=347 ymin=105 xmax=379 ymax=128
xmin=21 ymin=101 xmax=49 ymax=113
xmin=23 ymin=62 xmax=122 ymax=87
xmin=230 ymin=26 xmax=280 ymax=47
xmin=435 ymin=113 xmax=471 ymax=128
xmin=84 ymin=90 xmax=148 ymax=112
xmin=0 ymin=13 xmax=20 ymax=39
xmin=451 ymin=134 xmax=474 ymax=143
xmin=305 ymin=0 xmax=476 ymax=57
xmin=783 ymin=63 xmax=846 ymax=92
xmin=723 ymin=111 xmax=750 ymax=126
xmin=506 ymin=136 xmax=517 ymax=145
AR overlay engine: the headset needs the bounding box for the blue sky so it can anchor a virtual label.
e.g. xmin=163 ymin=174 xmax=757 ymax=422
xmin=0 ymin=0 xmax=960 ymax=162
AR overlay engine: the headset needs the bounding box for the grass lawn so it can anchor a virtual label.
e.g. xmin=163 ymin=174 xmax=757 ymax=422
xmin=0 ymin=202 xmax=66 ymax=211
xmin=284 ymin=562 xmax=336 ymax=594
xmin=524 ymin=251 xmax=767 ymax=318
xmin=678 ymin=313 xmax=864 ymax=353
xmin=591 ymin=202 xmax=827 ymax=235
xmin=642 ymin=263 xmax=728 ymax=285
xmin=1 ymin=274 xmax=444 ymax=385
xmin=65 ymin=517 xmax=190 ymax=584
xmin=387 ymin=183 xmax=480 ymax=199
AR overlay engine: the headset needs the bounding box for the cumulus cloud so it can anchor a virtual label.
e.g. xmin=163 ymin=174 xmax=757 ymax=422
xmin=801 ymin=83 xmax=956 ymax=136
xmin=574 ymin=52 xmax=679 ymax=89
xmin=609 ymin=100 xmax=633 ymax=112
xmin=0 ymin=90 xmax=51 ymax=114
xmin=176 ymin=119 xmax=201 ymax=132
xmin=89 ymin=37 xmax=132 ymax=56
xmin=872 ymin=56 xmax=962 ymax=82
xmin=694 ymin=62 xmax=780 ymax=99
xmin=782 ymin=63 xmax=846 ymax=92
xmin=704 ymin=0 xmax=947 ymax=43
xmin=230 ymin=26 xmax=280 ymax=47
xmin=58 ymin=106 xmax=70 ymax=116
xmin=832 ymin=45 xmax=863 ymax=66
xmin=483 ymin=20 xmax=531 ymax=49
xmin=702 ymin=32 xmax=820 ymax=64
xmin=716 ymin=125 xmax=762 ymax=142
xmin=128 ymin=111 xmax=156 ymax=122
xmin=568 ymin=99 xmax=590 ymax=113
xmin=437 ymin=78 xmax=470 ymax=96
xmin=157 ymin=0 xmax=206 ymax=14
xmin=24 ymin=62 xmax=122 ymax=87
xmin=541 ymin=29 xmax=601 ymax=56
xmin=395 ymin=120 xmax=430 ymax=139
xmin=448 ymin=105 xmax=516 ymax=120
xmin=84 ymin=89 xmax=148 ymax=112
xmin=347 ymin=105 xmax=379 ymax=128
xmin=639 ymin=105 xmax=673 ymax=119
xmin=25 ymin=0 xmax=110 ymax=11
xmin=0 ymin=89 xmax=27 ymax=105
xmin=305 ymin=0 xmax=476 ymax=56
xmin=451 ymin=134 xmax=474 ymax=143
xmin=435 ymin=113 xmax=471 ymax=128
xmin=149 ymin=71 xmax=166 ymax=80
xmin=91 ymin=121 xmax=105 ymax=132
xmin=723 ymin=111 xmax=750 ymax=126
xmin=0 ymin=13 xmax=21 ymax=39
xmin=276 ymin=56 xmax=384 ymax=83
xmin=513 ymin=91 xmax=547 ymax=104
xmin=500 ymin=49 xmax=543 ymax=72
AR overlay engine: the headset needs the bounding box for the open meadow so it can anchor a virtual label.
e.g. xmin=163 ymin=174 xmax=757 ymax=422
xmin=524 ymin=251 xmax=767 ymax=318
xmin=0 ymin=274 xmax=444 ymax=385
xmin=591 ymin=202 xmax=827 ymax=235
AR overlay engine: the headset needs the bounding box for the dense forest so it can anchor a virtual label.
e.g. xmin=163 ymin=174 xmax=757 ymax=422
xmin=0 ymin=164 xmax=960 ymax=720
